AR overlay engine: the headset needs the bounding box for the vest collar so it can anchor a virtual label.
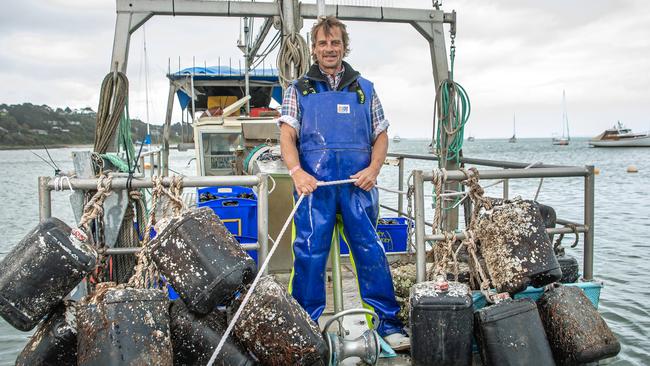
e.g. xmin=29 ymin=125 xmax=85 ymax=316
xmin=305 ymin=61 xmax=360 ymax=91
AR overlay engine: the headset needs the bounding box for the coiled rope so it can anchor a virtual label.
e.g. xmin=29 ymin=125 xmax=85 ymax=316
xmin=276 ymin=3 xmax=310 ymax=88
xmin=94 ymin=71 xmax=128 ymax=154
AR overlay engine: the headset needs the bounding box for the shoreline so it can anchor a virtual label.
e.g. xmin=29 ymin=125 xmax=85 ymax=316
xmin=0 ymin=144 xmax=94 ymax=151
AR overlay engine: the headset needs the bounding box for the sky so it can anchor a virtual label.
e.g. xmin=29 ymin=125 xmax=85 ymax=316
xmin=0 ymin=0 xmax=648 ymax=139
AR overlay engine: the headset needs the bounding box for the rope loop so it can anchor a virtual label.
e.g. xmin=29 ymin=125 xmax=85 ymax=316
xmin=78 ymin=174 xmax=114 ymax=231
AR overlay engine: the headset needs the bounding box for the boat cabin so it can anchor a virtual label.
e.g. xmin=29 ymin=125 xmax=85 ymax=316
xmin=167 ymin=66 xmax=282 ymax=176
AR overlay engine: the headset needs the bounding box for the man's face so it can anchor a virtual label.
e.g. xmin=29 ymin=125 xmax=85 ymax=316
xmin=313 ymin=26 xmax=344 ymax=74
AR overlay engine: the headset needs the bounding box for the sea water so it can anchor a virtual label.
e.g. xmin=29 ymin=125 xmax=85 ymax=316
xmin=0 ymin=138 xmax=648 ymax=365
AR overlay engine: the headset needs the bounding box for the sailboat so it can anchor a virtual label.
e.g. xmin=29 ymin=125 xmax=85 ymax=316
xmin=508 ymin=114 xmax=517 ymax=143
xmin=552 ymin=90 xmax=570 ymax=146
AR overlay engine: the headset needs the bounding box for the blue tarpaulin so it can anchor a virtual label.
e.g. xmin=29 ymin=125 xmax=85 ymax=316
xmin=169 ymin=66 xmax=282 ymax=110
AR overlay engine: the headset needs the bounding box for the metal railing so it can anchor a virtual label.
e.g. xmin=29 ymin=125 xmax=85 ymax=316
xmin=382 ymin=152 xmax=596 ymax=283
xmin=37 ymin=174 xmax=271 ymax=274
xmin=138 ymin=148 xmax=164 ymax=178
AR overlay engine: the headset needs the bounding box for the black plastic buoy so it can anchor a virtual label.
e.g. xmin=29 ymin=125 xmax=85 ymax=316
xmin=556 ymin=253 xmax=580 ymax=283
xmin=233 ymin=276 xmax=328 ymax=366
xmin=169 ymin=300 xmax=257 ymax=366
xmin=15 ymin=301 xmax=77 ymax=366
xmin=77 ymin=285 xmax=173 ymax=366
xmin=410 ymin=280 xmax=473 ymax=366
xmin=538 ymin=284 xmax=620 ymax=365
xmin=475 ymin=198 xmax=561 ymax=294
xmin=150 ymin=207 xmax=257 ymax=314
xmin=475 ymin=297 xmax=556 ymax=366
xmin=0 ymin=218 xmax=97 ymax=331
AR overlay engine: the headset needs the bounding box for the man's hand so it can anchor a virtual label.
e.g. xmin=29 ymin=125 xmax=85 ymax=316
xmin=351 ymin=166 xmax=380 ymax=191
xmin=292 ymin=169 xmax=318 ymax=195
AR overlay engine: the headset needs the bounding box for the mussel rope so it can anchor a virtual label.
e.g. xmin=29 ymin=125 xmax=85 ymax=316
xmin=94 ymin=71 xmax=128 ymax=154
xmin=207 ymin=178 xmax=357 ymax=366
xmin=76 ymin=174 xmax=113 ymax=283
xmin=78 ymin=174 xmax=114 ymax=231
xmin=128 ymin=175 xmax=185 ymax=289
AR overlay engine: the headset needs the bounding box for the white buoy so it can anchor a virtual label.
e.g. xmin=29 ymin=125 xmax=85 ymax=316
xmin=627 ymin=165 xmax=638 ymax=173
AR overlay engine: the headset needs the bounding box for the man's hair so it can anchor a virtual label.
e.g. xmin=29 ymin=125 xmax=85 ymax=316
xmin=310 ymin=16 xmax=350 ymax=62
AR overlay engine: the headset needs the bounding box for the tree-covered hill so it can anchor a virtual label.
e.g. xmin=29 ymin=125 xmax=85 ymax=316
xmin=0 ymin=103 xmax=188 ymax=149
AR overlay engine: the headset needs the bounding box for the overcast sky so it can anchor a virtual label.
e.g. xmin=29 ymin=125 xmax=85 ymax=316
xmin=1 ymin=0 xmax=648 ymax=138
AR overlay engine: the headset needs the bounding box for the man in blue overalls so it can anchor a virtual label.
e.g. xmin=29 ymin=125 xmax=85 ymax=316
xmin=278 ymin=16 xmax=410 ymax=351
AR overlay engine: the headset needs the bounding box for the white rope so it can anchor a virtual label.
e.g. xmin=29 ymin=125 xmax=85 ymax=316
xmin=377 ymin=185 xmax=407 ymax=195
xmin=206 ymin=178 xmax=356 ymax=366
xmin=267 ymin=174 xmax=277 ymax=195
xmin=53 ymin=175 xmax=75 ymax=192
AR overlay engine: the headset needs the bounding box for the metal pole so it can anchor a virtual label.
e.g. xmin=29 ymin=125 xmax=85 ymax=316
xmin=503 ymin=178 xmax=509 ymax=199
xmin=149 ymin=153 xmax=155 ymax=178
xmin=47 ymin=175 xmax=261 ymax=190
xmin=257 ymin=174 xmax=269 ymax=274
xmin=413 ymin=170 xmax=426 ymax=283
xmin=583 ymin=165 xmax=595 ymax=280
xmin=397 ymin=156 xmax=404 ymax=217
xmin=157 ymin=152 xmax=162 ymax=176
xmin=106 ymin=243 xmax=259 ymax=255
xmin=424 ymin=225 xmax=587 ymax=242
xmin=421 ymin=167 xmax=589 ymax=181
xmin=38 ymin=176 xmax=52 ymax=221
xmin=330 ymin=225 xmax=344 ymax=335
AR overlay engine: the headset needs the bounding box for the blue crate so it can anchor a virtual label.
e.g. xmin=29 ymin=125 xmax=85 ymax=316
xmin=197 ymin=186 xmax=257 ymax=237
xmin=235 ymin=235 xmax=258 ymax=265
xmin=340 ymin=217 xmax=411 ymax=255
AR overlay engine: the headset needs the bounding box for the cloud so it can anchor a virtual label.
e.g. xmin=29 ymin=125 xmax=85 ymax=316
xmin=0 ymin=0 xmax=648 ymax=139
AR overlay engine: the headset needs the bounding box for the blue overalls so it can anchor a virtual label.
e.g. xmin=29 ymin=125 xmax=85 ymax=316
xmin=287 ymin=75 xmax=403 ymax=337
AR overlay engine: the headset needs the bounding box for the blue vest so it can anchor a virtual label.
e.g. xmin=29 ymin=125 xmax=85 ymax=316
xmin=295 ymin=76 xmax=374 ymax=181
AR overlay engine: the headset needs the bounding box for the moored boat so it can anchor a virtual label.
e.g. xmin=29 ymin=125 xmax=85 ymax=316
xmin=552 ymin=90 xmax=571 ymax=146
xmin=589 ymin=121 xmax=650 ymax=147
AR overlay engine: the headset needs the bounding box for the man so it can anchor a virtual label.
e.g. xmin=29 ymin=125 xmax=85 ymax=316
xmin=278 ymin=16 xmax=410 ymax=351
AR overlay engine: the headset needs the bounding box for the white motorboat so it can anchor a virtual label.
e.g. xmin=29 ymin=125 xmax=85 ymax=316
xmin=589 ymin=122 xmax=650 ymax=147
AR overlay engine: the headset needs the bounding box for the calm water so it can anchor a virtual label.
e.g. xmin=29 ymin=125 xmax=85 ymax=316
xmin=0 ymin=138 xmax=648 ymax=365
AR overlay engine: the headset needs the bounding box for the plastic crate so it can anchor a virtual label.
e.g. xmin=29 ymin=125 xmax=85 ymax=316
xmin=197 ymin=186 xmax=257 ymax=237
xmin=471 ymin=281 xmax=603 ymax=311
xmin=234 ymin=235 xmax=258 ymax=265
xmin=340 ymin=217 xmax=411 ymax=255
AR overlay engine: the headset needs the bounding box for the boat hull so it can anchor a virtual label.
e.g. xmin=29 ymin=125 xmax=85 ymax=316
xmin=589 ymin=136 xmax=650 ymax=147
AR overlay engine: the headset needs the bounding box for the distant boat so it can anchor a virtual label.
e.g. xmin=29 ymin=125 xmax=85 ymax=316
xmin=508 ymin=114 xmax=517 ymax=143
xmin=552 ymin=90 xmax=570 ymax=146
xmin=392 ymin=135 xmax=401 ymax=142
xmin=467 ymin=135 xmax=475 ymax=142
xmin=589 ymin=121 xmax=650 ymax=147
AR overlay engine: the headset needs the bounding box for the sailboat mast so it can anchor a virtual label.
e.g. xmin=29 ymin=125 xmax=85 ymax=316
xmin=562 ymin=90 xmax=570 ymax=140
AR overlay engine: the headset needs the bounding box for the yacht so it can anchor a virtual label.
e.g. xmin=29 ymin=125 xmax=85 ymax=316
xmin=589 ymin=122 xmax=650 ymax=147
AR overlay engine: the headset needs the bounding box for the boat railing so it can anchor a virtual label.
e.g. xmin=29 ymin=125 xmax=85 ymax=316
xmin=138 ymin=148 xmax=164 ymax=178
xmin=37 ymin=174 xmax=272 ymax=274
xmin=383 ymin=152 xmax=595 ymax=284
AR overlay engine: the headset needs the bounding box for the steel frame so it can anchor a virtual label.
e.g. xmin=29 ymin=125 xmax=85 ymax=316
xmin=38 ymin=174 xmax=271 ymax=273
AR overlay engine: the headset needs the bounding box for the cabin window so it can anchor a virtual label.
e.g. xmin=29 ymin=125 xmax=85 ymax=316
xmin=201 ymin=132 xmax=241 ymax=175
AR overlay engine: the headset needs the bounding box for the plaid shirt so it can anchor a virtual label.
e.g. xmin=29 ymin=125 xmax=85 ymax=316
xmin=278 ymin=66 xmax=389 ymax=141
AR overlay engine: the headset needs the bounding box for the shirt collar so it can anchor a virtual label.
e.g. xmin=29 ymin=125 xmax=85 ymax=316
xmin=318 ymin=64 xmax=345 ymax=78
